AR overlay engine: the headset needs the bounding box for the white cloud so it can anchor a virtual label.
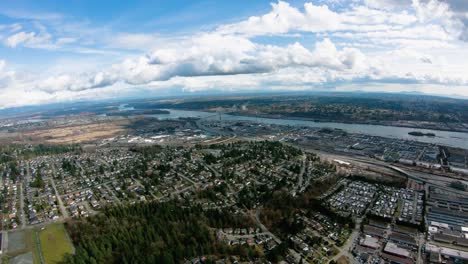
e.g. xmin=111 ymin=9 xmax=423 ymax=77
xmin=32 ymin=35 xmax=373 ymax=94
xmin=4 ymin=23 xmax=55 ymax=49
xmin=5 ymin=31 xmax=37 ymax=48
xmin=9 ymin=23 xmax=22 ymax=32
xmin=412 ymin=0 xmax=464 ymax=38
xmin=0 ymin=60 xmax=17 ymax=89
xmin=0 ymin=9 xmax=62 ymax=21
xmin=110 ymin=33 xmax=164 ymax=51
xmin=217 ymin=1 xmax=341 ymax=36
xmin=364 ymin=0 xmax=410 ymax=10
xmin=56 ymin=37 xmax=76 ymax=45
xmin=0 ymin=0 xmax=468 ymax=108
xmin=217 ymin=1 xmax=420 ymax=37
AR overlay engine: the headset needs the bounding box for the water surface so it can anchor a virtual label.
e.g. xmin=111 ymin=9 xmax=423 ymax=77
xmin=150 ymin=109 xmax=468 ymax=149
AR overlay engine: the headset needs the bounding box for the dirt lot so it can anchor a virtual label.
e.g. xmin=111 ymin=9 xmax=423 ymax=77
xmin=22 ymin=120 xmax=129 ymax=144
xmin=8 ymin=231 xmax=26 ymax=252
xmin=9 ymin=251 xmax=34 ymax=264
xmin=4 ymin=229 xmax=40 ymax=264
xmin=336 ymin=255 xmax=351 ymax=264
xmin=0 ymin=119 xmax=129 ymax=144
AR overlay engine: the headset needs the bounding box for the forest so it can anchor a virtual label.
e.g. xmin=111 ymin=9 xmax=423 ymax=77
xmin=62 ymin=201 xmax=260 ymax=264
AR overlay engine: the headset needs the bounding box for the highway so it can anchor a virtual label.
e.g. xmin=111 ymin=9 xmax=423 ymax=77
xmin=387 ymin=165 xmax=468 ymax=195
xmin=308 ymin=148 xmax=468 ymax=196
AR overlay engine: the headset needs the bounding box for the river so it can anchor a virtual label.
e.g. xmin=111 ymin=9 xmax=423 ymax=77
xmin=149 ymin=109 xmax=468 ymax=149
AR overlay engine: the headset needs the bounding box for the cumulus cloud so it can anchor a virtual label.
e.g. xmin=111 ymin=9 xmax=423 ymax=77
xmin=34 ymin=35 xmax=371 ymax=94
xmin=413 ymin=0 xmax=464 ymax=37
xmin=218 ymin=1 xmax=342 ymax=36
xmin=0 ymin=60 xmax=17 ymax=89
xmin=215 ymin=0 xmax=465 ymax=48
xmin=1 ymin=0 xmax=468 ymax=108
xmin=217 ymin=1 xmax=420 ymax=36
xmin=217 ymin=1 xmax=336 ymax=36
xmin=363 ymin=0 xmax=468 ymax=40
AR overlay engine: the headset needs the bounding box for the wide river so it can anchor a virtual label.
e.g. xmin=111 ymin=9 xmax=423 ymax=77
xmin=150 ymin=109 xmax=468 ymax=149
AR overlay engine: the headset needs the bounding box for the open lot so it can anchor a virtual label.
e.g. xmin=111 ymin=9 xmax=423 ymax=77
xmin=39 ymin=224 xmax=74 ymax=264
xmin=10 ymin=251 xmax=34 ymax=264
xmin=26 ymin=120 xmax=129 ymax=144
xmin=8 ymin=232 xmax=26 ymax=252
xmin=3 ymin=230 xmax=40 ymax=264
xmin=336 ymin=255 xmax=351 ymax=264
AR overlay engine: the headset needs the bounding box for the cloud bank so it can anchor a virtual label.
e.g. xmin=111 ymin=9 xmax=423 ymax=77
xmin=0 ymin=0 xmax=467 ymax=108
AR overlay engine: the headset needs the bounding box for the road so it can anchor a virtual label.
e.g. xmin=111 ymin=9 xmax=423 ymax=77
xmin=251 ymin=210 xmax=303 ymax=263
xmin=20 ymin=162 xmax=32 ymax=229
xmin=221 ymin=231 xmax=272 ymax=241
xmin=104 ymin=183 xmax=122 ymax=205
xmin=203 ymin=163 xmax=220 ymax=178
xmin=19 ymin=182 xmax=26 ymax=229
xmin=195 ymin=116 xmax=236 ymax=137
xmin=133 ymin=178 xmax=159 ymax=200
xmin=8 ymin=219 xmax=65 ymax=232
xmin=296 ymin=154 xmax=306 ymax=193
xmin=177 ymin=172 xmax=198 ymax=186
xmin=311 ymin=148 xmax=468 ymax=195
xmin=50 ymin=178 xmax=68 ymax=219
xmin=169 ymin=186 xmax=195 ymax=199
xmin=81 ymin=201 xmax=98 ymax=216
xmin=388 ymin=165 xmax=468 ymax=195
xmin=50 ymin=164 xmax=69 ymax=219
xmin=416 ymin=234 xmax=425 ymax=264
xmin=200 ymin=135 xmax=237 ymax=146
xmin=252 ymin=210 xmax=281 ymax=244
xmin=332 ymin=218 xmax=362 ymax=262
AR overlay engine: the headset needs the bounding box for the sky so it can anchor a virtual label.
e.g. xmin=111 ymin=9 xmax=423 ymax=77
xmin=0 ymin=0 xmax=467 ymax=109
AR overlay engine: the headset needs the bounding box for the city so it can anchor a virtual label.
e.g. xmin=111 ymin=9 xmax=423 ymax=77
xmin=1 ymin=103 xmax=468 ymax=263
xmin=1 ymin=0 xmax=468 ymax=263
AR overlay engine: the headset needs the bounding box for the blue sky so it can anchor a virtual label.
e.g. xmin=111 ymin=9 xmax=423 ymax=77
xmin=0 ymin=0 xmax=467 ymax=108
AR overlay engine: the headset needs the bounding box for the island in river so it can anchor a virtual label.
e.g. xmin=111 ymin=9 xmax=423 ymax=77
xmin=408 ymin=131 xmax=436 ymax=137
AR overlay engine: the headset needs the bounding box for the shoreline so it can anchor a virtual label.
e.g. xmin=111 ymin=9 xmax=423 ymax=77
xmin=198 ymin=110 xmax=468 ymax=134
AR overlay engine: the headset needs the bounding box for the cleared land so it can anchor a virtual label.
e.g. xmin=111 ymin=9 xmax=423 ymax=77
xmin=4 ymin=230 xmax=40 ymax=264
xmin=337 ymin=255 xmax=351 ymax=264
xmin=39 ymin=224 xmax=74 ymax=264
xmin=8 ymin=232 xmax=26 ymax=252
xmin=9 ymin=251 xmax=33 ymax=264
xmin=24 ymin=120 xmax=129 ymax=144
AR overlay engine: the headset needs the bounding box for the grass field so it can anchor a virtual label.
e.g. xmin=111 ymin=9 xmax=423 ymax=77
xmin=39 ymin=224 xmax=74 ymax=264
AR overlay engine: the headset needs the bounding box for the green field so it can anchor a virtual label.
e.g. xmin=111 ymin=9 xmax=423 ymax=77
xmin=39 ymin=224 xmax=74 ymax=264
